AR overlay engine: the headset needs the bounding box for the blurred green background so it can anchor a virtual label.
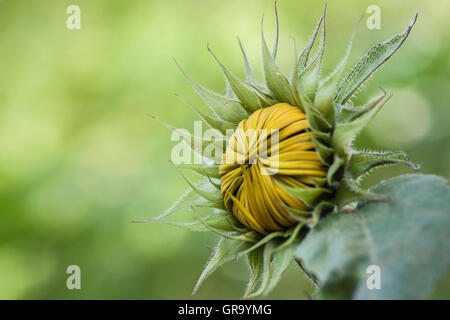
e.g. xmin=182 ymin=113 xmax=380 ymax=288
xmin=0 ymin=0 xmax=448 ymax=299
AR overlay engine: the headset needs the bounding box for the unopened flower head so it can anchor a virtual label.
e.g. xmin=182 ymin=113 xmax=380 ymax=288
xmin=220 ymin=103 xmax=326 ymax=234
xmin=147 ymin=4 xmax=419 ymax=298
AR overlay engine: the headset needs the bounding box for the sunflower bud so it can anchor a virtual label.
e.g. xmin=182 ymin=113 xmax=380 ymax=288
xmin=149 ymin=5 xmax=419 ymax=298
xmin=220 ymin=103 xmax=326 ymax=234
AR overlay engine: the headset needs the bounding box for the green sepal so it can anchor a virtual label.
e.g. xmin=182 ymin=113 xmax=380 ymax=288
xmin=311 ymin=177 xmax=327 ymax=188
xmin=297 ymin=8 xmax=326 ymax=102
xmin=284 ymin=204 xmax=312 ymax=221
xmin=243 ymin=240 xmax=277 ymax=298
xmin=335 ymin=177 xmax=387 ymax=208
xmin=334 ymin=13 xmax=418 ymax=104
xmin=208 ymin=45 xmax=262 ymax=113
xmin=271 ymin=1 xmax=280 ymax=59
xmin=326 ymin=154 xmax=344 ymax=186
xmin=314 ymin=16 xmax=362 ymax=120
xmin=244 ymin=247 xmax=264 ymax=298
xmin=245 ymin=239 xmax=296 ymax=298
xmin=332 ymin=93 xmax=392 ymax=157
xmin=203 ymin=177 xmax=219 ymax=192
xmin=262 ymin=242 xmax=295 ymax=296
xmin=138 ymin=211 xmax=236 ymax=233
xmin=347 ymin=150 xmax=421 ymax=180
xmin=284 ymin=201 xmax=333 ymax=226
xmin=228 ymin=218 xmax=251 ymax=233
xmin=274 ymin=223 xmax=304 ymax=252
xmin=280 ymin=184 xmax=332 ymax=208
xmin=296 ymin=10 xmax=324 ymax=74
xmin=311 ymin=131 xmax=331 ymax=144
xmin=237 ymin=37 xmax=258 ymax=86
xmin=310 ymin=201 xmax=335 ymax=226
xmin=142 ymin=179 xmax=221 ymax=222
xmin=223 ymin=82 xmax=235 ymax=99
xmin=193 ymin=209 xmax=259 ymax=242
xmin=335 ymin=89 xmax=386 ymax=124
xmin=175 ymin=168 xmax=223 ymax=202
xmin=174 ymin=163 xmax=221 ymax=179
xmin=175 ymin=94 xmax=236 ymax=135
xmin=195 ymin=213 xmax=239 ymax=232
xmin=193 ymin=200 xmax=227 ymax=211
xmin=304 ymin=103 xmax=332 ymax=133
xmin=152 ymin=115 xmax=225 ymax=161
xmin=174 ymin=59 xmax=248 ymax=123
xmin=311 ymin=136 xmax=334 ymax=165
xmin=248 ymin=83 xmax=279 ymax=107
xmin=298 ymin=55 xmax=322 ymax=101
xmin=238 ymin=231 xmax=286 ymax=259
xmin=191 ymin=238 xmax=255 ymax=296
xmin=261 ymin=16 xmax=295 ymax=105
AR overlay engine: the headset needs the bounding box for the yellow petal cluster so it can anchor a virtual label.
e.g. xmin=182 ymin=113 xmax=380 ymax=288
xmin=219 ymin=103 xmax=326 ymax=234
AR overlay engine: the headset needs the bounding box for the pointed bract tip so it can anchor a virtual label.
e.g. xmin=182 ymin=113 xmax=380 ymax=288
xmin=407 ymin=12 xmax=419 ymax=32
xmin=409 ymin=162 xmax=421 ymax=171
xmin=173 ymin=58 xmax=186 ymax=75
xmin=375 ymin=84 xmax=387 ymax=95
xmin=357 ymin=13 xmax=364 ymax=25
xmin=132 ymin=218 xmax=159 ymax=223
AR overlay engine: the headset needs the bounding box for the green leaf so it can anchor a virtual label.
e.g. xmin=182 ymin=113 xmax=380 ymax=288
xmin=295 ymin=174 xmax=450 ymax=299
xmin=192 ymin=238 xmax=254 ymax=296
xmin=334 ymin=13 xmax=418 ymax=104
